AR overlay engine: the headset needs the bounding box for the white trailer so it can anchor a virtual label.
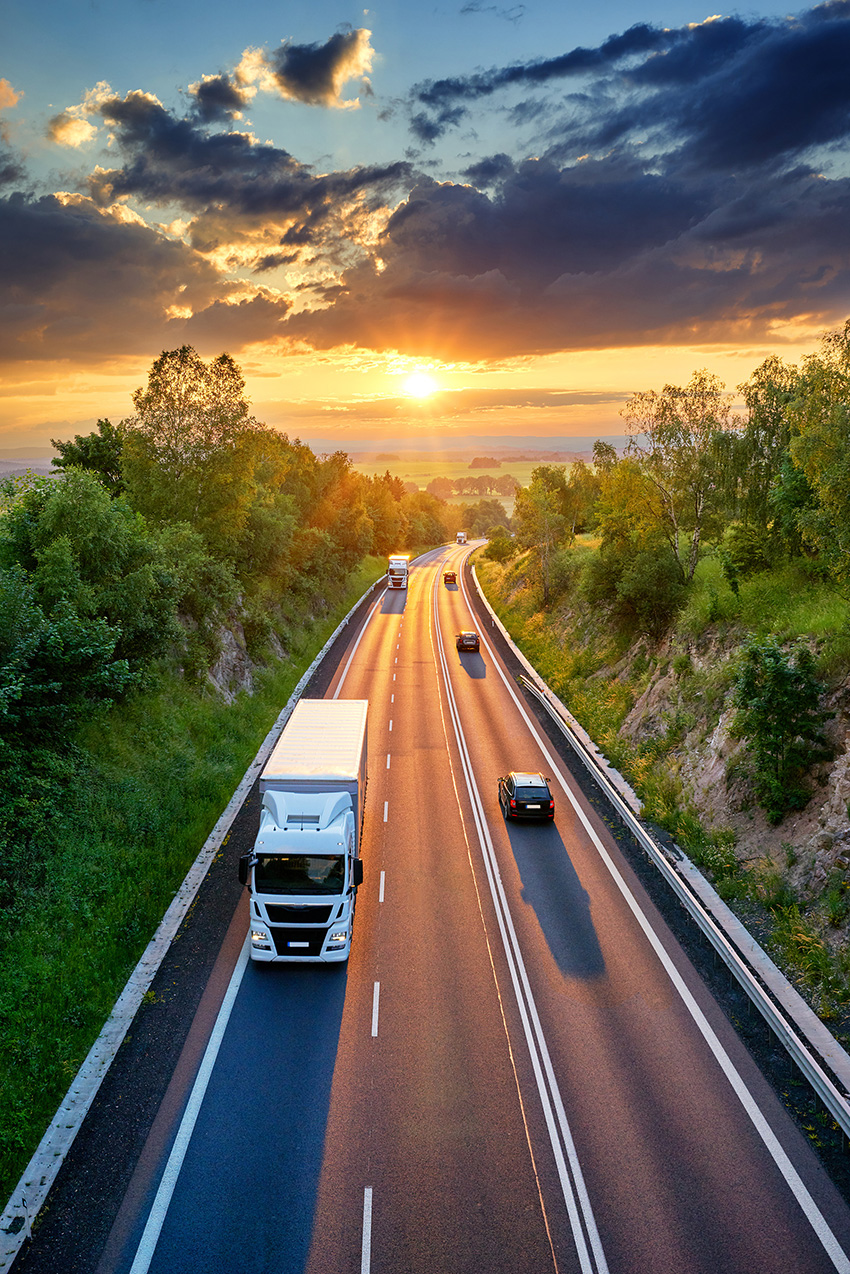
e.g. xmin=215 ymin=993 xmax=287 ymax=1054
xmin=239 ymin=698 xmax=368 ymax=962
xmin=387 ymin=553 xmax=410 ymax=589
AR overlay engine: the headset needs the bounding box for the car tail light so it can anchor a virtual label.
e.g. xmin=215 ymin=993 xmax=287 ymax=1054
xmin=549 ymin=800 xmax=555 ymax=809
xmin=510 ymin=798 xmax=516 ymax=808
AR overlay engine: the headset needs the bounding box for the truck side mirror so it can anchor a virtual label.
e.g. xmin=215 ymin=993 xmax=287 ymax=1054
xmin=352 ymin=859 xmax=364 ymax=889
xmin=238 ymin=853 xmax=251 ymax=886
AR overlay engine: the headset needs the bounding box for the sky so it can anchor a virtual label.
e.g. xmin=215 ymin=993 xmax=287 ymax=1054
xmin=1 ymin=0 xmax=849 ymax=455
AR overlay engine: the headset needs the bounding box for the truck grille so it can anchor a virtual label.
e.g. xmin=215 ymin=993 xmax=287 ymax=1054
xmin=266 ymin=904 xmax=333 ymax=924
xmin=271 ymin=927 xmax=328 ymax=957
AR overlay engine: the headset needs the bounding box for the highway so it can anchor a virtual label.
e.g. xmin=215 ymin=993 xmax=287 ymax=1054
xmin=14 ymin=547 xmax=850 ymax=1273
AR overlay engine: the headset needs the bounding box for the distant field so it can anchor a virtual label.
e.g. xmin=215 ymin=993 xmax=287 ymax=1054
xmin=351 ymin=457 xmax=542 ymax=489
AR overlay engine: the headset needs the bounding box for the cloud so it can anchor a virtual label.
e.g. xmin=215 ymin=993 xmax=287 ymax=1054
xmin=0 ymin=79 xmax=21 ymax=112
xmin=79 ymin=89 xmax=410 ymax=274
xmin=47 ymin=112 xmax=98 ymax=148
xmin=238 ymin=27 xmax=374 ymax=108
xmin=282 ymin=157 xmax=850 ymax=358
xmin=0 ymin=190 xmax=276 ymax=364
xmin=189 ymin=73 xmax=254 ymax=123
xmin=408 ymin=5 xmax=850 ymax=171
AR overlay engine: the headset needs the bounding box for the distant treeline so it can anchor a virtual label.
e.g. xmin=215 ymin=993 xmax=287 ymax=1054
xmin=427 ymin=474 xmax=519 ymax=497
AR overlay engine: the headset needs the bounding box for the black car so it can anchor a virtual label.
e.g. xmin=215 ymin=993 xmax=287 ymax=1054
xmin=498 ymin=771 xmax=555 ymax=820
xmin=456 ymin=630 xmax=480 ymax=651
xmin=444 ymin=570 xmax=457 ymax=585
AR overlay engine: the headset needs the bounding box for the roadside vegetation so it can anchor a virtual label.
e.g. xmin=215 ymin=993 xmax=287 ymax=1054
xmin=475 ymin=319 xmax=850 ymax=1033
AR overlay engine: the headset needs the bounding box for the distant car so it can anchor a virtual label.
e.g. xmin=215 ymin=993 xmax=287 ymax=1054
xmin=498 ymin=771 xmax=555 ymax=820
xmin=444 ymin=570 xmax=457 ymax=585
xmin=456 ymin=630 xmax=480 ymax=652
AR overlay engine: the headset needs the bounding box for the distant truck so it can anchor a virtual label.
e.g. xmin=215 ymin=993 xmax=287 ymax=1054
xmin=456 ymin=532 xmax=467 ymax=545
xmin=239 ymin=698 xmax=367 ymax=963
xmin=387 ymin=553 xmax=410 ymax=589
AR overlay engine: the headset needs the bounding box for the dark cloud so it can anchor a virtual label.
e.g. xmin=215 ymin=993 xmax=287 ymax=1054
xmin=266 ymin=28 xmax=373 ymax=107
xmin=283 ymin=157 xmax=850 ymax=358
xmin=0 ymin=191 xmax=283 ymax=363
xmin=409 ymin=4 xmax=850 ymax=171
xmin=190 ymin=74 xmax=251 ymax=123
xmin=89 ymin=91 xmax=411 ymax=263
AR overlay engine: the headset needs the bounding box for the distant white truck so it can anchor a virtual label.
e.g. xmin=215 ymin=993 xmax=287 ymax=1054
xmin=239 ymin=698 xmax=367 ymax=962
xmin=456 ymin=531 xmax=467 ymax=544
xmin=387 ymin=553 xmax=410 ymax=589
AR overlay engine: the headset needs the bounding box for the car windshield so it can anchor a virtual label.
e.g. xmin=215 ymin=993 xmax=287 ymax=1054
xmin=255 ymin=854 xmax=345 ymax=895
xmin=516 ymin=787 xmax=548 ymax=801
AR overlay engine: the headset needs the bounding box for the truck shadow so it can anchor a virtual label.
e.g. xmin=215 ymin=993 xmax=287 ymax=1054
xmin=508 ymin=827 xmax=606 ymax=980
xmin=185 ymin=962 xmax=347 ymax=1269
xmin=381 ymin=592 xmax=407 ymax=613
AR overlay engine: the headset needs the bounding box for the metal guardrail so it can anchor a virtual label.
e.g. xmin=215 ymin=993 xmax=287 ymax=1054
xmin=517 ymin=669 xmax=850 ymax=1139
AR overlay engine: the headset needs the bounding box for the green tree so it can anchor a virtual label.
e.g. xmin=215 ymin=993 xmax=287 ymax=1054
xmin=513 ymin=467 xmax=567 ymax=604
xmin=51 ymin=418 xmax=125 ymax=496
xmin=787 ymin=321 xmax=850 ymax=586
xmin=733 ymin=637 xmax=830 ymax=823
xmin=121 ymin=346 xmax=261 ymax=555
xmin=622 ymin=371 xmax=736 ymax=580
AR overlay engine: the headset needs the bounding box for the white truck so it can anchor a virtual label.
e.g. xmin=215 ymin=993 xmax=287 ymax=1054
xmin=456 ymin=531 xmax=467 ymax=545
xmin=238 ymin=698 xmax=367 ymax=963
xmin=387 ymin=553 xmax=410 ymax=589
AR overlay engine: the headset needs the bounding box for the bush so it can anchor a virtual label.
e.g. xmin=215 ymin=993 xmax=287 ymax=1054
xmin=732 ymin=636 xmax=831 ymax=822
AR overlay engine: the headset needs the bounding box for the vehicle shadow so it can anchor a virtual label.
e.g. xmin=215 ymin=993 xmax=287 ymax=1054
xmin=381 ymin=591 xmax=407 ymax=613
xmin=172 ymin=962 xmax=348 ymax=1270
xmin=508 ymin=826 xmax=606 ymax=980
xmin=457 ymin=651 xmax=486 ymax=678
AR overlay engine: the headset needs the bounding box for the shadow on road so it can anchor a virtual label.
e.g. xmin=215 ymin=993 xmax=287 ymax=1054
xmin=509 ymin=828 xmax=606 ymax=980
xmin=457 ymin=651 xmax=486 ymax=679
xmin=381 ymin=591 xmax=407 ymax=613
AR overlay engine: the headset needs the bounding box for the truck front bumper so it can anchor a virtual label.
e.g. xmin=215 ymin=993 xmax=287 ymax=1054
xmin=249 ymin=922 xmax=351 ymax=962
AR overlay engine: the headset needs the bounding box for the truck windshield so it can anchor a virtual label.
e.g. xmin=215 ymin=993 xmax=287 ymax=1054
xmin=255 ymin=855 xmax=345 ymax=895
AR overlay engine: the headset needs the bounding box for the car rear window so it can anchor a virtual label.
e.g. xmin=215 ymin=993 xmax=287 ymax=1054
xmin=516 ymin=786 xmax=549 ymax=800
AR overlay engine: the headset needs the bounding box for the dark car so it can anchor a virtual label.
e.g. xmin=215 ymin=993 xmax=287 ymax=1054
xmin=456 ymin=630 xmax=480 ymax=652
xmin=498 ymin=771 xmax=555 ymax=820
xmin=444 ymin=570 xmax=457 ymax=585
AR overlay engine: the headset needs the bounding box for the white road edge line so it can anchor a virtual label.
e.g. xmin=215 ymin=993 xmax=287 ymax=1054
xmin=461 ymin=571 xmax=850 ymax=1274
xmin=372 ymin=982 xmax=381 ymax=1037
xmin=129 ymin=939 xmax=251 ymax=1274
xmin=432 ymin=581 xmax=607 ymax=1274
xmin=361 ymin=1187 xmax=373 ymax=1274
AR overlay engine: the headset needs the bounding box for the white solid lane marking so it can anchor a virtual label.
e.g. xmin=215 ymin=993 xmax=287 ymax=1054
xmin=383 ymin=801 xmax=388 ymax=822
xmin=361 ymin=1187 xmax=373 ymax=1274
xmin=129 ymin=940 xmax=250 ymax=1274
xmin=372 ymin=983 xmax=380 ymax=1036
xmin=333 ymin=591 xmax=385 ymax=698
xmin=379 ymin=871 xmax=385 ymax=903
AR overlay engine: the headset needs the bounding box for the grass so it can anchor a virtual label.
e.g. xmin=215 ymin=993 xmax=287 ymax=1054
xmin=0 ymin=556 xmax=386 ymax=1205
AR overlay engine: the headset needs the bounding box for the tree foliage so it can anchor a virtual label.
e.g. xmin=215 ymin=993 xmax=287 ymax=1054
xmin=51 ymin=418 xmax=125 ymax=496
xmin=622 ymin=370 xmax=736 ymax=580
xmin=733 ymin=637 xmax=831 ymax=823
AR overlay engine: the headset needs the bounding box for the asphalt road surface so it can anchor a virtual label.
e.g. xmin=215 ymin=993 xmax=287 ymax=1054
xmin=14 ymin=547 xmax=850 ymax=1274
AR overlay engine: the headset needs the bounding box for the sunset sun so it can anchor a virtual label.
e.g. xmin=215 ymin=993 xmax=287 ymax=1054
xmin=402 ymin=370 xmax=439 ymax=398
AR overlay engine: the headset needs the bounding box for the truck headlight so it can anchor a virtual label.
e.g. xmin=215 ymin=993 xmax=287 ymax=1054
xmin=327 ymin=929 xmax=348 ymax=946
xmin=251 ymin=929 xmax=272 ymax=950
